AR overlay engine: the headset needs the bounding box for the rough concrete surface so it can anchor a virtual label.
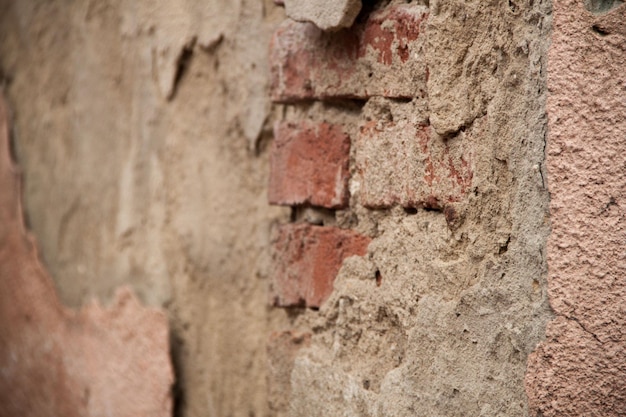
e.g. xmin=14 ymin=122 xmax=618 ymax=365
xmin=525 ymin=1 xmax=626 ymax=415
xmin=0 ymin=95 xmax=173 ymax=417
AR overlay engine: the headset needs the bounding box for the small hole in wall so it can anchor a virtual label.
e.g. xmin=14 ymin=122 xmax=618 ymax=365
xmin=390 ymin=97 xmax=413 ymax=104
xmin=324 ymin=97 xmax=367 ymax=111
xmin=285 ymin=307 xmax=307 ymax=321
xmin=404 ymin=207 xmax=418 ymax=215
xmin=498 ymin=236 xmax=511 ymax=254
xmin=532 ymin=279 xmax=540 ymax=292
xmin=592 ymin=24 xmax=610 ymax=36
xmin=363 ymin=379 xmax=370 ymax=389
xmin=375 ymin=269 xmax=382 ymax=287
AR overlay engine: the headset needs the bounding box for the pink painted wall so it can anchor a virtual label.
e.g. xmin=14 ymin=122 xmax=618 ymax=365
xmin=0 ymin=96 xmax=173 ymax=417
xmin=526 ymin=1 xmax=626 ymax=415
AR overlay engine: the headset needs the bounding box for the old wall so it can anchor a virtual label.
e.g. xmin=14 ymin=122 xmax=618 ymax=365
xmin=0 ymin=1 xmax=288 ymax=416
xmin=266 ymin=0 xmax=553 ymax=416
xmin=0 ymin=0 xmax=585 ymax=416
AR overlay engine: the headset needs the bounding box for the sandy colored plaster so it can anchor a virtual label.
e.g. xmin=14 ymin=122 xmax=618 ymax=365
xmin=0 ymin=95 xmax=173 ymax=417
xmin=0 ymin=2 xmax=287 ymax=416
xmin=284 ymin=0 xmax=362 ymax=31
xmin=526 ymin=1 xmax=626 ymax=415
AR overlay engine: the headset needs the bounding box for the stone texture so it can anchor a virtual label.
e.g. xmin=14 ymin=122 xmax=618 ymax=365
xmin=270 ymin=4 xmax=429 ymax=102
xmin=284 ymin=0 xmax=362 ymax=31
xmin=267 ymin=330 xmax=311 ymax=416
xmin=269 ymin=120 xmax=351 ymax=209
xmin=525 ymin=1 xmax=626 ymax=415
xmin=424 ymin=1 xmax=539 ymax=135
xmin=271 ymin=224 xmax=371 ymax=308
xmin=0 ymin=95 xmax=173 ymax=417
xmin=355 ymin=101 xmax=474 ymax=210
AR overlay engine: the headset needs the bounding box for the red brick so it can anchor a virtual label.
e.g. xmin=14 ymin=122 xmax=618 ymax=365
xmin=355 ymin=121 xmax=473 ymax=210
xmin=269 ymin=121 xmax=351 ymax=209
xmin=270 ymin=5 xmax=428 ymax=102
xmin=271 ymin=224 xmax=371 ymax=308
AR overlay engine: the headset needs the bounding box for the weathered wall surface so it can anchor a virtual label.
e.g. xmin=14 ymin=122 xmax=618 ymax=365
xmin=525 ymin=1 xmax=626 ymax=415
xmin=0 ymin=1 xmax=288 ymax=416
xmin=0 ymin=95 xmax=173 ymax=417
xmin=266 ymin=0 xmax=554 ymax=416
xmin=0 ymin=0 xmax=564 ymax=416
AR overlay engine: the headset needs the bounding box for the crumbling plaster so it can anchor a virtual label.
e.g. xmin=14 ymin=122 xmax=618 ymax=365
xmin=2 ymin=0 xmax=605 ymax=416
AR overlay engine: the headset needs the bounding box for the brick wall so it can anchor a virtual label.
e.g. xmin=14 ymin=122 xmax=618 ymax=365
xmin=267 ymin=2 xmax=476 ymax=412
xmin=267 ymin=3 xmax=470 ymax=311
xmin=265 ymin=0 xmax=552 ymax=415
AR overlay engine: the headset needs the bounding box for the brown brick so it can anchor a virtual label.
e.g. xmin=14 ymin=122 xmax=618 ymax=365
xmin=270 ymin=5 xmax=429 ymax=102
xmin=271 ymin=224 xmax=371 ymax=308
xmin=269 ymin=121 xmax=351 ymax=209
xmin=355 ymin=121 xmax=473 ymax=209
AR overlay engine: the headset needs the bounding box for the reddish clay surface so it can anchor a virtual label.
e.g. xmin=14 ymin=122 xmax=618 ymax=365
xmin=269 ymin=121 xmax=351 ymax=209
xmin=269 ymin=4 xmax=428 ymax=102
xmin=271 ymin=224 xmax=371 ymax=308
xmin=360 ymin=6 xmax=423 ymax=65
xmin=0 ymin=95 xmax=173 ymax=417
xmin=356 ymin=121 xmax=473 ymax=210
xmin=525 ymin=1 xmax=626 ymax=415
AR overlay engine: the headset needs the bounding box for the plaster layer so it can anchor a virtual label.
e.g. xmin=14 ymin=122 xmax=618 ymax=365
xmin=525 ymin=1 xmax=626 ymax=415
xmin=283 ymin=0 xmax=362 ymax=31
xmin=0 ymin=1 xmax=288 ymax=416
xmin=0 ymin=95 xmax=173 ymax=417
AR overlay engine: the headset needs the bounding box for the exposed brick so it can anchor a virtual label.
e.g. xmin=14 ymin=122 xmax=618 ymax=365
xmin=271 ymin=224 xmax=371 ymax=308
xmin=267 ymin=331 xmax=311 ymax=414
xmin=355 ymin=121 xmax=473 ymax=210
xmin=269 ymin=121 xmax=351 ymax=209
xmin=270 ymin=5 xmax=428 ymax=102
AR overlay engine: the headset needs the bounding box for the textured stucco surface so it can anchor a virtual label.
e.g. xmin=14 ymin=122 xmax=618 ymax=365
xmin=0 ymin=95 xmax=173 ymax=417
xmin=525 ymin=1 xmax=626 ymax=415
